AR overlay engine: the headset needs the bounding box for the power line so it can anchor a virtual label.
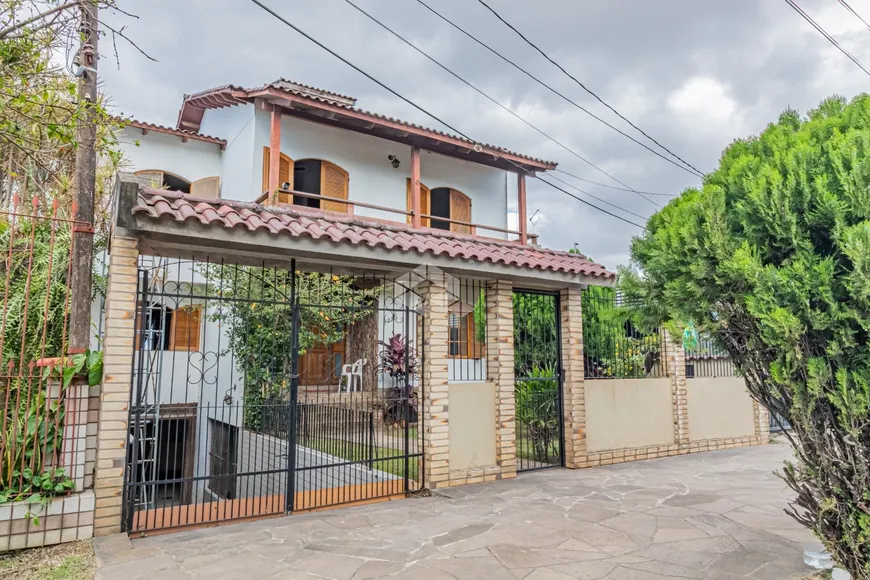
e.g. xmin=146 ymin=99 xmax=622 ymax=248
xmin=475 ymin=0 xmax=707 ymax=178
xmin=413 ymin=0 xmax=703 ymax=179
xmin=338 ymin=0 xmax=659 ymax=210
xmin=556 ymin=169 xmax=679 ymax=197
xmin=836 ymin=0 xmax=870 ymax=33
xmin=783 ymin=0 xmax=870 ymax=77
xmin=547 ymin=173 xmax=649 ymax=220
xmin=247 ymin=0 xmax=646 ymax=229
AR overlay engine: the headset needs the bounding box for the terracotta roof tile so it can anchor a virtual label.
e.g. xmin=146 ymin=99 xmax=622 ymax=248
xmin=132 ymin=189 xmax=614 ymax=280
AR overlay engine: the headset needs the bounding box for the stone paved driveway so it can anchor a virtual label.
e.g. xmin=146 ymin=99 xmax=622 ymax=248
xmin=94 ymin=442 xmax=816 ymax=579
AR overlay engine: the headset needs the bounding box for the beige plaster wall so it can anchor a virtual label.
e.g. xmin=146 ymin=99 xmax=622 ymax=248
xmin=687 ymin=377 xmax=756 ymax=441
xmin=448 ymin=381 xmax=497 ymax=471
xmin=586 ymin=378 xmax=674 ymax=452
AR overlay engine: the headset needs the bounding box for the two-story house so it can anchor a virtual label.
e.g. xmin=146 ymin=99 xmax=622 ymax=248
xmin=121 ymin=78 xmax=554 ymax=242
xmin=118 ymin=78 xmax=557 ymax=393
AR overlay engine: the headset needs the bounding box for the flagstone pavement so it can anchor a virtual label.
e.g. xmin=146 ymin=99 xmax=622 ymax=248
xmin=94 ymin=441 xmax=817 ymax=579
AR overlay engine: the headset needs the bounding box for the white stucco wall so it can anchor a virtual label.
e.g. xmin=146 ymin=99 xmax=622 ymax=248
xmin=118 ymin=127 xmax=223 ymax=185
xmin=253 ymin=109 xmax=513 ymax=236
xmin=200 ymin=105 xmax=257 ymax=200
xmin=121 ymin=107 xmax=515 ymax=237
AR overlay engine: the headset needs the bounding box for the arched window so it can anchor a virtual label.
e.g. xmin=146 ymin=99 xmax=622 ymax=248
xmin=295 ymin=158 xmax=350 ymax=213
xmin=411 ymin=186 xmax=472 ymax=234
xmin=135 ymin=170 xmax=220 ymax=199
xmin=262 ymin=150 xmax=350 ymax=213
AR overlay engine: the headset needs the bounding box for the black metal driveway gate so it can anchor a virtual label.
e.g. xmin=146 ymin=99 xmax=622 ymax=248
xmin=123 ymin=257 xmax=424 ymax=533
xmin=513 ymin=290 xmax=564 ymax=472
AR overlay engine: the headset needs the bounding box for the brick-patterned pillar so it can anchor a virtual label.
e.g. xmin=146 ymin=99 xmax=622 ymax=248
xmin=486 ymin=280 xmax=516 ymax=480
xmin=663 ymin=330 xmax=690 ymax=450
xmin=419 ymin=280 xmax=450 ymax=489
xmin=560 ymin=287 xmax=587 ymax=469
xmin=754 ymin=400 xmax=770 ymax=444
xmin=93 ymin=235 xmax=139 ymax=536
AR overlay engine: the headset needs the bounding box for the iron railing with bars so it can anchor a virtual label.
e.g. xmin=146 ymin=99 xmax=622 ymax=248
xmin=123 ymin=257 xmax=426 ymax=532
xmin=581 ymin=289 xmax=662 ymax=380
xmin=0 ymin=196 xmax=92 ymax=517
xmin=513 ymin=290 xmax=563 ymax=471
xmin=448 ymin=279 xmax=487 ymax=382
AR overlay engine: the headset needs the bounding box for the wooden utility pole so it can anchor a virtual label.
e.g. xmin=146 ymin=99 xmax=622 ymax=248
xmin=69 ymin=0 xmax=98 ymax=354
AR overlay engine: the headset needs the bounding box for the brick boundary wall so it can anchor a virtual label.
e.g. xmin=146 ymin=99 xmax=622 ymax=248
xmin=93 ymin=235 xmax=140 ymax=536
xmin=486 ymin=279 xmax=516 ymax=482
xmin=563 ymin=328 xmax=769 ymax=470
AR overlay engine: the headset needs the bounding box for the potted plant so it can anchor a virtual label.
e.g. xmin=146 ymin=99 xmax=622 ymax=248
xmin=377 ymin=334 xmax=419 ymax=424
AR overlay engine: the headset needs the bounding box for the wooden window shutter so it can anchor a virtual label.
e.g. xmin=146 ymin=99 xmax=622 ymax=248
xmin=135 ymin=170 xmax=164 ymax=189
xmin=170 ymin=306 xmax=202 ymax=351
xmin=190 ymin=176 xmax=220 ymax=199
xmin=450 ymin=189 xmax=472 ymax=234
xmin=465 ymin=311 xmax=486 ymax=359
xmin=405 ymin=179 xmax=431 ymax=226
xmin=262 ymin=147 xmax=294 ymax=204
xmin=320 ymin=161 xmax=349 ymax=213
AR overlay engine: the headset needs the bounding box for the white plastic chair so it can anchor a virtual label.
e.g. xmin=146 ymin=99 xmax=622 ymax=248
xmin=340 ymin=358 xmax=366 ymax=392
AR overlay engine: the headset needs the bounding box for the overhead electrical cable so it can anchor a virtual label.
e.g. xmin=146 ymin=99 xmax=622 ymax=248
xmin=247 ymin=0 xmax=646 ymax=229
xmin=413 ymin=0 xmax=703 ymax=178
xmin=476 ymin=0 xmax=707 ymax=177
xmin=339 ymin=0 xmax=660 ymax=210
xmin=835 ymin=0 xmax=870 ymax=34
xmin=782 ymin=0 xmax=870 ymax=77
xmin=556 ymin=169 xmax=679 ymax=197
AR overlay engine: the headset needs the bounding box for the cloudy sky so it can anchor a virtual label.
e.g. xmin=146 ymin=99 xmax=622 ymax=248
xmin=101 ymin=0 xmax=870 ymax=270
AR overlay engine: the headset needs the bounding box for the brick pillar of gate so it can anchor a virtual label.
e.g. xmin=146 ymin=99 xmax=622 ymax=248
xmin=560 ymin=287 xmax=588 ymax=469
xmin=663 ymin=330 xmax=690 ymax=449
xmin=93 ymin=235 xmax=139 ymax=536
xmin=418 ymin=280 xmax=450 ymax=489
xmin=486 ymin=280 xmax=516 ymax=480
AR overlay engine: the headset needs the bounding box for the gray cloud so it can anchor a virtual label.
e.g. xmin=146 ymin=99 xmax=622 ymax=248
xmin=101 ymin=0 xmax=870 ymax=270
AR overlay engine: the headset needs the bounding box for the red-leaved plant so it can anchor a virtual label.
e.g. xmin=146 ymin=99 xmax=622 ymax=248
xmin=377 ymin=334 xmax=419 ymax=423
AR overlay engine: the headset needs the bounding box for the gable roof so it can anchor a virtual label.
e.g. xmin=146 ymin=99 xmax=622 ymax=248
xmin=176 ymin=79 xmax=557 ymax=173
xmin=131 ymin=188 xmax=612 ymax=280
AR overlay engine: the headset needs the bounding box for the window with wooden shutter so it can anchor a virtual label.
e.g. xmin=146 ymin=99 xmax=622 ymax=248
xmin=262 ymin=147 xmax=294 ymax=204
xmin=134 ymin=170 xmax=165 ymax=189
xmin=169 ymin=306 xmax=202 ymax=351
xmin=320 ymin=161 xmax=349 ymax=213
xmin=190 ymin=176 xmax=220 ymax=199
xmin=448 ymin=311 xmax=486 ymax=359
xmin=405 ymin=178 xmax=431 ymax=226
xmin=449 ymin=189 xmax=472 ymax=234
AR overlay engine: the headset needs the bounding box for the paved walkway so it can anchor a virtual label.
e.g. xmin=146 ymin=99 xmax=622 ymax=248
xmin=94 ymin=442 xmax=816 ymax=579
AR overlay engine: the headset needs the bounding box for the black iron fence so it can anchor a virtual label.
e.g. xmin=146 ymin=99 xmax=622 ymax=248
xmin=581 ymin=288 xmax=662 ymax=380
xmin=513 ymin=290 xmax=563 ymax=472
xmin=123 ymin=257 xmax=424 ymax=533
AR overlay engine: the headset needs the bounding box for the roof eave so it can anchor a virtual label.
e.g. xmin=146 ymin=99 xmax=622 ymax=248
xmin=247 ymin=87 xmax=556 ymax=172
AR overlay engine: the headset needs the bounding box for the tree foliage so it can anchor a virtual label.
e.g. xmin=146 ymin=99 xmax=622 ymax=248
xmin=623 ymin=95 xmax=870 ymax=578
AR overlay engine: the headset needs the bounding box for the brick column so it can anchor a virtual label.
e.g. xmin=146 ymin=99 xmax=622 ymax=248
xmin=418 ymin=280 xmax=450 ymax=489
xmin=754 ymin=400 xmax=770 ymax=443
xmin=663 ymin=330 xmax=690 ymax=449
xmin=486 ymin=280 xmax=516 ymax=480
xmin=93 ymin=235 xmax=139 ymax=536
xmin=560 ymin=287 xmax=587 ymax=469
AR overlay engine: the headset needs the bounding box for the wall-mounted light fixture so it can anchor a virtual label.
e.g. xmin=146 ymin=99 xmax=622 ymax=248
xmin=388 ymin=154 xmax=401 ymax=169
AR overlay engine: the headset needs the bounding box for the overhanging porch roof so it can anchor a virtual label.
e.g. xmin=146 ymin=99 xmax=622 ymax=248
xmin=114 ymin=176 xmax=614 ymax=290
